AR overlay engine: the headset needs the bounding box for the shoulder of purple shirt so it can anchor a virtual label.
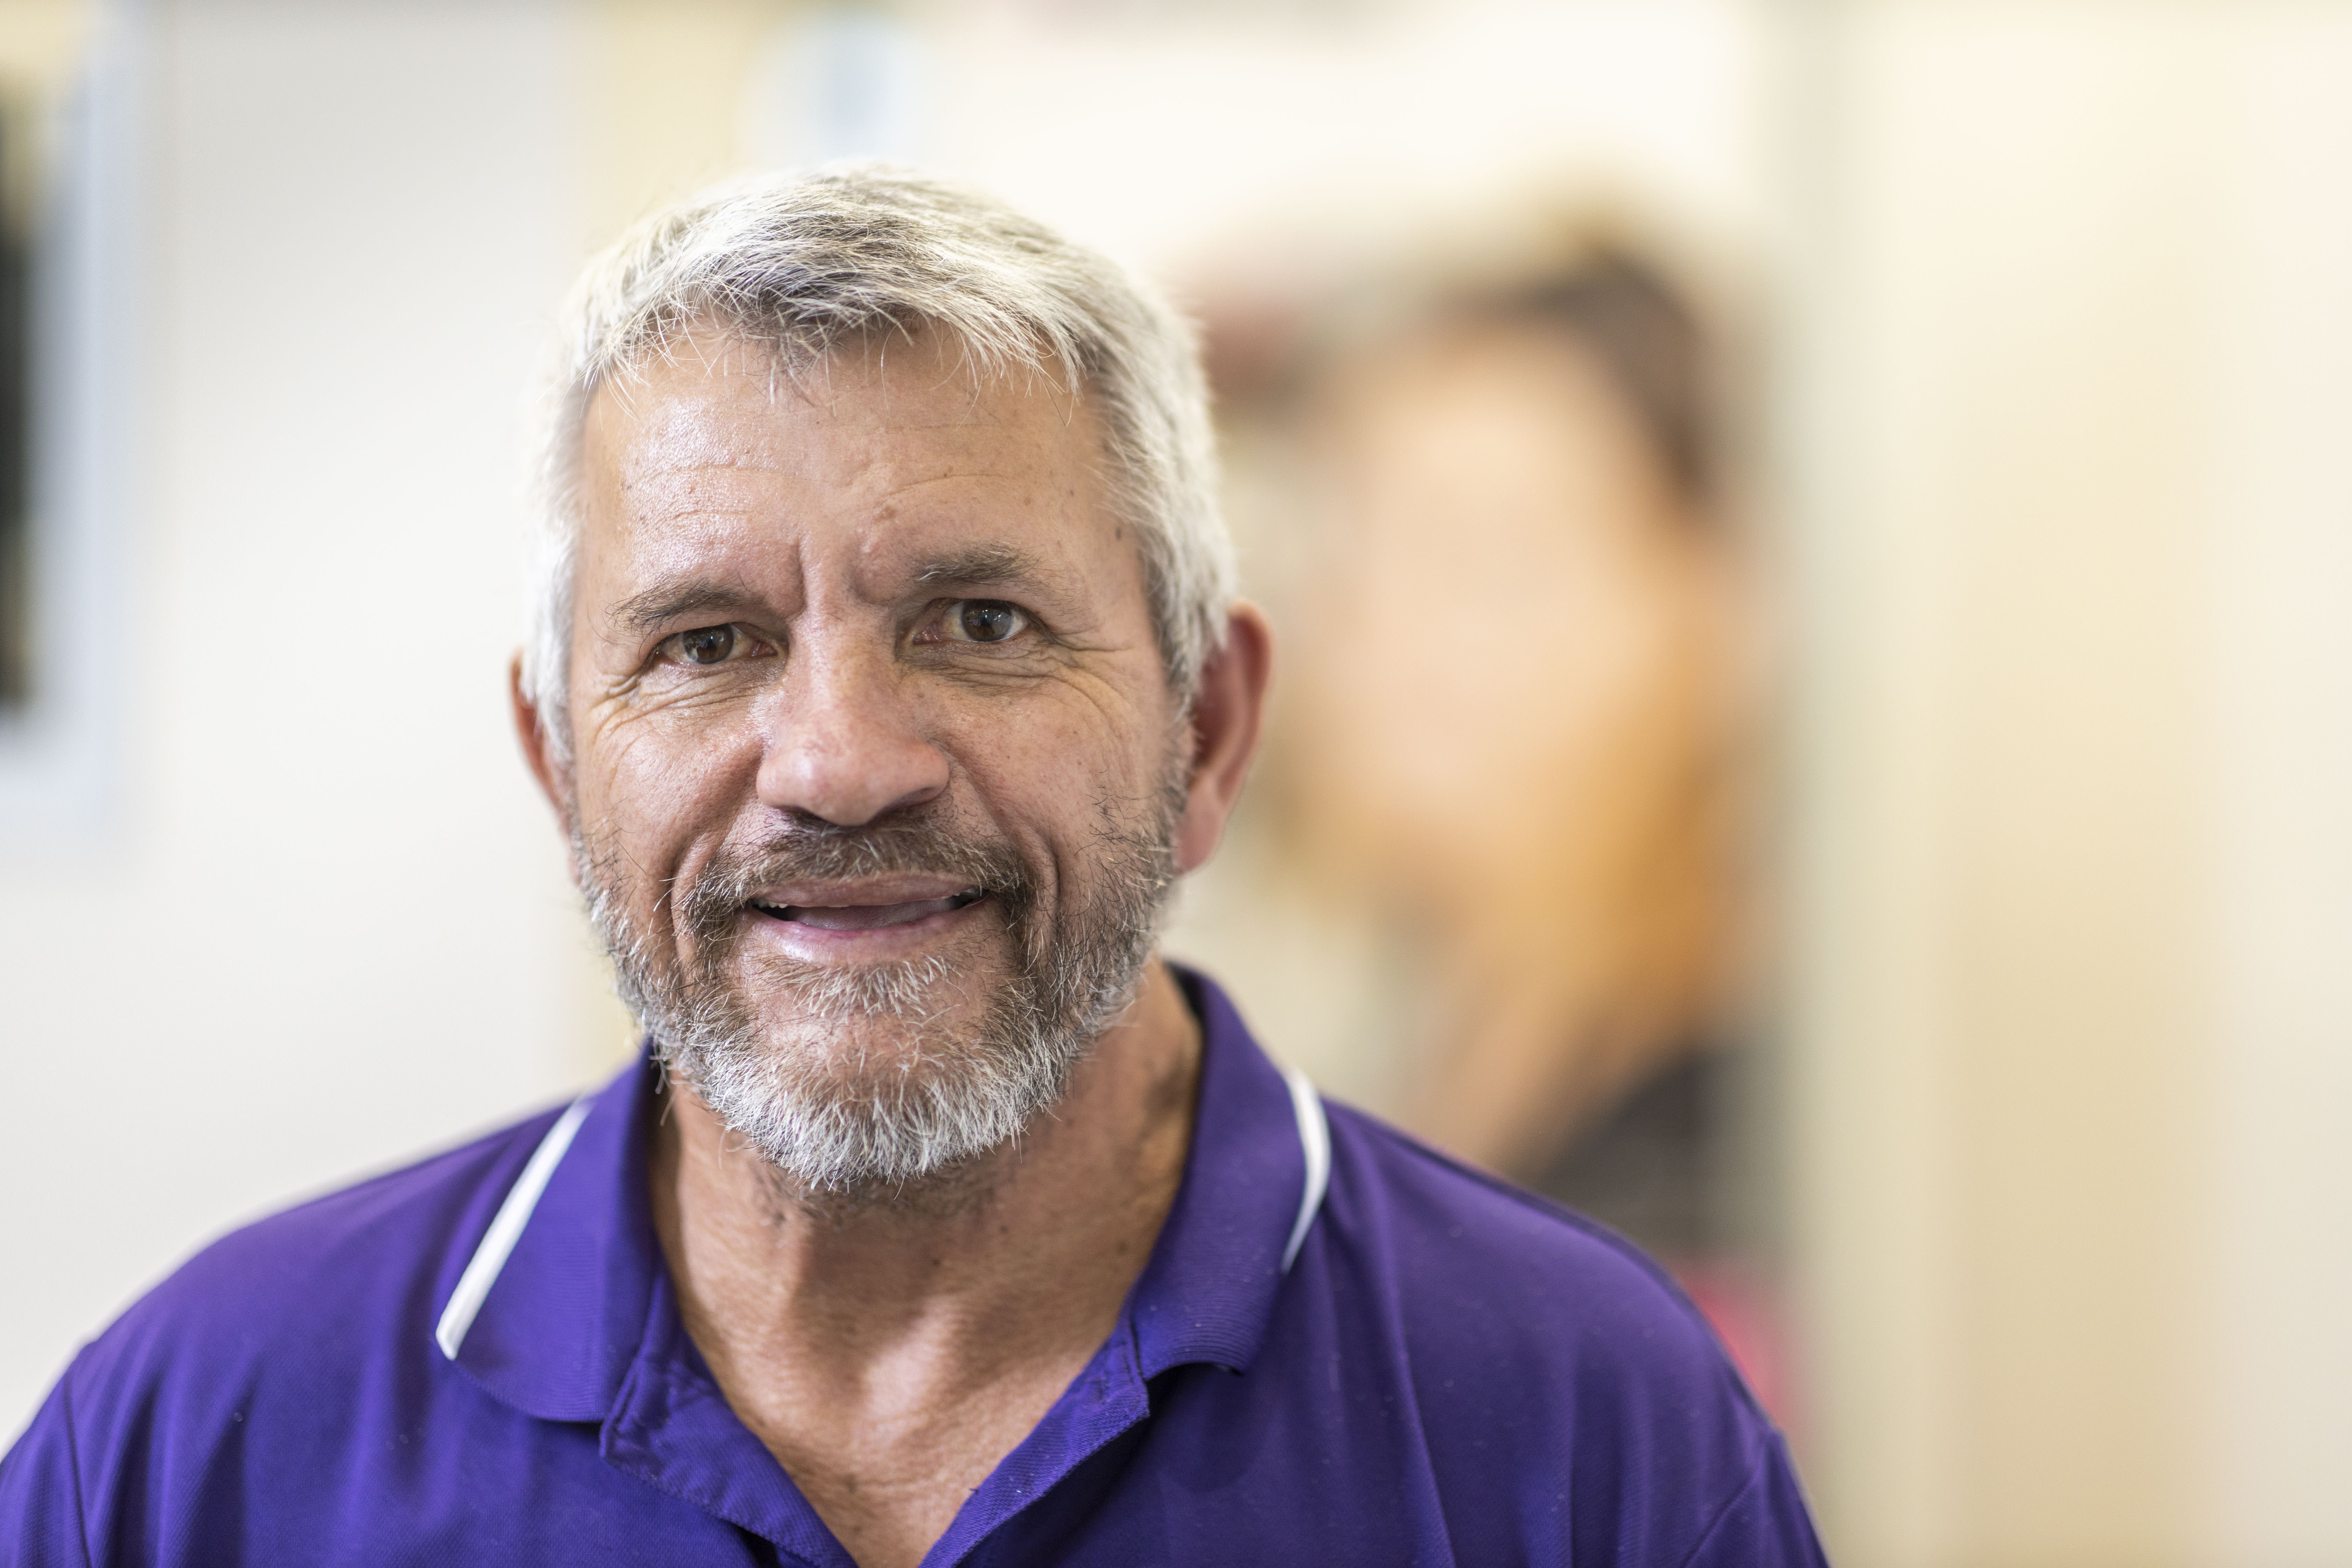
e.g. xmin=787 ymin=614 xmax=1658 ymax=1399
xmin=0 ymin=970 xmax=1828 ymax=1568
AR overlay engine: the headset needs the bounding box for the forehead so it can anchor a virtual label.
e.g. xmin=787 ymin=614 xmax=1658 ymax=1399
xmin=575 ymin=328 xmax=1120 ymax=587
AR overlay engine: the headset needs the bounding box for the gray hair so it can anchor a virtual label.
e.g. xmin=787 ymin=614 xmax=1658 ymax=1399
xmin=523 ymin=164 xmax=1233 ymax=757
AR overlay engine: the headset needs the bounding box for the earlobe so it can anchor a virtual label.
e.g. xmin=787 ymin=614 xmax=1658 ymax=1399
xmin=509 ymin=653 xmax=574 ymax=831
xmin=1174 ymin=603 xmax=1275 ymax=875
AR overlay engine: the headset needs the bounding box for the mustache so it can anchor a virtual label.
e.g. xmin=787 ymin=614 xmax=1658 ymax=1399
xmin=673 ymin=815 xmax=1040 ymax=947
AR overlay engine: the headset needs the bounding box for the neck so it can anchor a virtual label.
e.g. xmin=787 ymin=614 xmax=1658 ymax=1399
xmin=645 ymin=959 xmax=1202 ymax=1566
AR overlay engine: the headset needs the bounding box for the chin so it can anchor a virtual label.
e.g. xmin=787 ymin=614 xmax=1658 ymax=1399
xmin=739 ymin=946 xmax=982 ymax=1030
xmin=658 ymin=954 xmax=1077 ymax=1196
xmin=696 ymin=1009 xmax=1077 ymax=1198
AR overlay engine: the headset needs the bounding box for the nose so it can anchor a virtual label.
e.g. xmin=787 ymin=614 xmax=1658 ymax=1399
xmin=752 ymin=643 xmax=951 ymax=827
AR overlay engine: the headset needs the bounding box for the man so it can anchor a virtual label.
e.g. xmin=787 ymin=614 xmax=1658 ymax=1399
xmin=1 ymin=168 xmax=1826 ymax=1566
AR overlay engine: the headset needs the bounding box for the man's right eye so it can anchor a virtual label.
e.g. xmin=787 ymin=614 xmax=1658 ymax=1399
xmin=660 ymin=624 xmax=763 ymax=666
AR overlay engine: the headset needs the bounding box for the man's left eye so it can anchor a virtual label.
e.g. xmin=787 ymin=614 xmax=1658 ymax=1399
xmin=942 ymin=600 xmax=1029 ymax=644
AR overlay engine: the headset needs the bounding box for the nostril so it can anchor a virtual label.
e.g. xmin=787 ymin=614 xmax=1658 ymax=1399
xmin=754 ymin=735 xmax=954 ymax=829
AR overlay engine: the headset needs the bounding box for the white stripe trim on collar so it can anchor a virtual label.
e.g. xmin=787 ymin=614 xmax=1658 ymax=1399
xmin=433 ymin=1060 xmax=1330 ymax=1358
xmin=434 ymin=1094 xmax=595 ymax=1361
xmin=1280 ymin=1065 xmax=1330 ymax=1274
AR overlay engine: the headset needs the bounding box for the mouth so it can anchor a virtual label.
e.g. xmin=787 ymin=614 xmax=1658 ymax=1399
xmin=746 ymin=886 xmax=988 ymax=933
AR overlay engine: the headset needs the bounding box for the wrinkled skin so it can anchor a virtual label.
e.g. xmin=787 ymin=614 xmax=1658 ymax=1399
xmin=510 ymin=328 xmax=1270 ymax=1568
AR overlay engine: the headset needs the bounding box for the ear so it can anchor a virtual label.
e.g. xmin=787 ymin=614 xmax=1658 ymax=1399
xmin=509 ymin=652 xmax=574 ymax=834
xmin=1174 ymin=602 xmax=1274 ymax=875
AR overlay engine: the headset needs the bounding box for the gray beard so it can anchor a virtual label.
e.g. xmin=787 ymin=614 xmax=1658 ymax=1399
xmin=573 ymin=780 xmax=1182 ymax=1205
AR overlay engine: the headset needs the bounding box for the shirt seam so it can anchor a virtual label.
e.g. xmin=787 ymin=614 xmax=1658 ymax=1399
xmin=1668 ymin=1444 xmax=1772 ymax=1568
xmin=1334 ymin=1102 xmax=1682 ymax=1278
xmin=1326 ymin=1100 xmax=1783 ymax=1429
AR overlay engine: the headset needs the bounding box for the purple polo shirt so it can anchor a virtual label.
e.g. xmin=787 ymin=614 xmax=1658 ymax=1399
xmin=2 ymin=972 xmax=1826 ymax=1566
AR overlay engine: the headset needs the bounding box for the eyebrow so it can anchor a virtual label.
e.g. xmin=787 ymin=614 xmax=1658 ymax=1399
xmin=912 ymin=543 xmax=1048 ymax=590
xmin=608 ymin=578 xmax=764 ymax=634
xmin=604 ymin=545 xmax=1070 ymax=637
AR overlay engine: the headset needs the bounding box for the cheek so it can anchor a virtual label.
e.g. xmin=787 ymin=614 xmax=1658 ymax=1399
xmin=942 ymin=676 xmax=1178 ymax=852
xmin=574 ymin=707 xmax=763 ymax=878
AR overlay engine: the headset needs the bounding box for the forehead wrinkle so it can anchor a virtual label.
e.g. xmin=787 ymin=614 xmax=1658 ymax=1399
xmin=617 ymin=471 xmax=777 ymax=534
xmin=873 ymin=467 xmax=1022 ymax=499
xmin=600 ymin=342 xmax=1096 ymax=493
xmin=590 ymin=335 xmax=1122 ymax=610
xmin=615 ymin=428 xmax=788 ymax=492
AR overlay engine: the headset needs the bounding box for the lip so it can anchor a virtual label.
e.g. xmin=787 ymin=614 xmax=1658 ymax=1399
xmin=739 ymin=877 xmax=992 ymax=958
xmin=747 ymin=874 xmax=980 ymax=910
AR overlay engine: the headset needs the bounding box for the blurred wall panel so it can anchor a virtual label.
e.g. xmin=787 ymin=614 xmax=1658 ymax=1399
xmin=1781 ymin=4 xmax=2352 ymax=1564
xmin=2205 ymin=13 xmax=2352 ymax=1564
xmin=0 ymin=0 xmax=596 ymax=1433
xmin=1784 ymin=6 xmax=2212 ymax=1559
xmin=583 ymin=0 xmax=783 ymax=239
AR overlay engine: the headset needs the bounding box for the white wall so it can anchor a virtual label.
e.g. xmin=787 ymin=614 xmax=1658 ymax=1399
xmin=1777 ymin=4 xmax=2352 ymax=1562
xmin=2205 ymin=13 xmax=2352 ymax=1561
xmin=0 ymin=0 xmax=600 ymax=1434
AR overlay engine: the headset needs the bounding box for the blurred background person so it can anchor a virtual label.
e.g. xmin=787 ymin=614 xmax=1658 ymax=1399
xmin=1288 ymin=235 xmax=1742 ymax=1195
xmin=1177 ymin=216 xmax=1781 ymax=1410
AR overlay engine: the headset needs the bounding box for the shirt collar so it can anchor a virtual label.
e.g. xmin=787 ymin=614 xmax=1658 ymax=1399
xmin=443 ymin=1053 xmax=663 ymax=1421
xmin=441 ymin=966 xmax=1308 ymax=1426
xmin=1128 ymin=966 xmax=1307 ymax=1377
